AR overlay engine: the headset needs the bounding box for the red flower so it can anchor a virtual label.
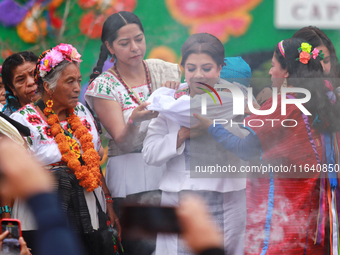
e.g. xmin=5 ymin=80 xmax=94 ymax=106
xmin=46 ymin=100 xmax=53 ymax=108
xmin=44 ymin=126 xmax=53 ymax=138
xmin=27 ymin=114 xmax=42 ymax=125
xmin=82 ymin=119 xmax=92 ymax=131
xmin=299 ymin=51 xmax=310 ymax=64
xmin=72 ymin=143 xmax=81 ymax=158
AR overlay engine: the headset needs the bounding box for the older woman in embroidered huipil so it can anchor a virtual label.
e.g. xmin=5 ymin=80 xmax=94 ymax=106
xmin=11 ymin=44 xmax=119 ymax=255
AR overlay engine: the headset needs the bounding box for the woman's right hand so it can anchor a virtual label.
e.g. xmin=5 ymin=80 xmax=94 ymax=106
xmin=129 ymin=102 xmax=159 ymax=124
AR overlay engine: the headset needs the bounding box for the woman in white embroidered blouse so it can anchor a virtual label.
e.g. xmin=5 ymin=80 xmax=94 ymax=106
xmin=85 ymin=11 xmax=181 ymax=254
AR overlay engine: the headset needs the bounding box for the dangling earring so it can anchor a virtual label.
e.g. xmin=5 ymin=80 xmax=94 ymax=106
xmin=110 ymin=56 xmax=114 ymax=63
xmin=282 ymin=78 xmax=287 ymax=88
xmin=217 ymin=76 xmax=221 ymax=84
xmin=44 ymin=95 xmax=54 ymax=115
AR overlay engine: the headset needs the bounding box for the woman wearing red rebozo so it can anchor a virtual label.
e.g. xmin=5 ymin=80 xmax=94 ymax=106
xmin=195 ymin=38 xmax=340 ymax=254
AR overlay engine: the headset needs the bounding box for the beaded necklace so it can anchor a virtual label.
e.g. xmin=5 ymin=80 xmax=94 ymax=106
xmin=113 ymin=60 xmax=151 ymax=105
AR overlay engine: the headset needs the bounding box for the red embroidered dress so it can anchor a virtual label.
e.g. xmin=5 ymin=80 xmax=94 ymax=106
xmin=244 ymin=95 xmax=332 ymax=255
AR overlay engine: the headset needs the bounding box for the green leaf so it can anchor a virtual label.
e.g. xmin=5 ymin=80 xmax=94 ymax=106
xmin=27 ymin=137 xmax=33 ymax=146
xmin=20 ymin=110 xmax=25 ymax=115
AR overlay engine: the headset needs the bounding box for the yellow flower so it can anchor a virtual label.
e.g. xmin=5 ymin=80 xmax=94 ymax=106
xmin=301 ymin=43 xmax=312 ymax=53
xmin=44 ymin=59 xmax=50 ymax=67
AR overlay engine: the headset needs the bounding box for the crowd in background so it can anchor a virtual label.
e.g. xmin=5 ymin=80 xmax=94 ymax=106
xmin=0 ymin=10 xmax=339 ymax=255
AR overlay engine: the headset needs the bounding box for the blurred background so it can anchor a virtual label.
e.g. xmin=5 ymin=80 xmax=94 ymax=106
xmin=1 ymin=0 xmax=340 ymax=170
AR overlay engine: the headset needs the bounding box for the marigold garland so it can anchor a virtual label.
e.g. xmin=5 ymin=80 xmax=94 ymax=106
xmin=44 ymin=100 xmax=102 ymax=192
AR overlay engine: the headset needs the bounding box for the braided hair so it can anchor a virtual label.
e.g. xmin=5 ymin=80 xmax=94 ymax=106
xmin=89 ymin=11 xmax=144 ymax=84
xmin=1 ymin=52 xmax=38 ymax=115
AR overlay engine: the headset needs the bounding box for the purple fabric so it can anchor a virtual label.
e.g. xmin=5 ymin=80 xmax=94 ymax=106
xmin=102 ymin=58 xmax=113 ymax=72
xmin=316 ymin=174 xmax=325 ymax=245
xmin=0 ymin=0 xmax=34 ymax=26
xmin=287 ymin=94 xmax=327 ymax=245
xmin=314 ymin=134 xmax=327 ymax=245
xmin=326 ymin=91 xmax=336 ymax=105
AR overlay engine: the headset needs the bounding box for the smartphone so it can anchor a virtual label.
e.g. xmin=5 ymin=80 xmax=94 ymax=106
xmin=1 ymin=219 xmax=22 ymax=255
xmin=121 ymin=205 xmax=181 ymax=239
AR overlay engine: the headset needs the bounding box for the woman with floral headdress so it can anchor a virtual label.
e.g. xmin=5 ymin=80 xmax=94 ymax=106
xmin=10 ymin=43 xmax=120 ymax=255
xmin=194 ymin=38 xmax=340 ymax=254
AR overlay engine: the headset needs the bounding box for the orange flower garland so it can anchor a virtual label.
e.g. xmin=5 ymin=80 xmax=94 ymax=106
xmin=43 ymin=100 xmax=102 ymax=192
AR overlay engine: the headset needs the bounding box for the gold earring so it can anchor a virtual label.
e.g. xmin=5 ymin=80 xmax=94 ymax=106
xmin=282 ymin=78 xmax=287 ymax=88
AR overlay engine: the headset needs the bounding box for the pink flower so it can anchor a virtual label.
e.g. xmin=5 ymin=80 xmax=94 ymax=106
xmin=38 ymin=43 xmax=82 ymax=78
xmin=312 ymin=48 xmax=319 ymax=59
xmin=54 ymin=43 xmax=82 ymax=62
xmin=55 ymin=43 xmax=72 ymax=56
xmin=49 ymin=49 xmax=64 ymax=67
xmin=40 ymin=56 xmax=52 ymax=72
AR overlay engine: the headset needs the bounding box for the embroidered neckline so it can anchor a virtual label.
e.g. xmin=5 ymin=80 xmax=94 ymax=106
xmin=112 ymin=61 xmax=151 ymax=105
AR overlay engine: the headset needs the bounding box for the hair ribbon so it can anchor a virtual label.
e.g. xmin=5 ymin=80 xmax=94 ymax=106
xmin=278 ymin=40 xmax=285 ymax=58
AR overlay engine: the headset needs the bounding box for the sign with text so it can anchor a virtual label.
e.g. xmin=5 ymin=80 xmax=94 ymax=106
xmin=275 ymin=0 xmax=340 ymax=29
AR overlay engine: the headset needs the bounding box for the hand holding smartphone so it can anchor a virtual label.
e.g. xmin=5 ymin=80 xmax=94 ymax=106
xmin=1 ymin=219 xmax=22 ymax=255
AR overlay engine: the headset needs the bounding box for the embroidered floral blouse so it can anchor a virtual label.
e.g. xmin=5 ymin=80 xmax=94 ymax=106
xmin=10 ymin=102 xmax=101 ymax=166
xmin=85 ymin=71 xmax=150 ymax=129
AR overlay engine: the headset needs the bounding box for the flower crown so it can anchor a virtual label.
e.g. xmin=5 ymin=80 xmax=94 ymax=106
xmin=34 ymin=43 xmax=82 ymax=83
xmin=296 ymin=42 xmax=324 ymax=64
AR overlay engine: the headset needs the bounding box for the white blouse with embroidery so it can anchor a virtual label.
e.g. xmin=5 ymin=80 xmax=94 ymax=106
xmin=85 ymin=71 xmax=151 ymax=138
xmin=10 ymin=102 xmax=104 ymax=231
xmin=11 ymin=102 xmax=101 ymax=165
xmin=85 ymin=71 xmax=166 ymax=198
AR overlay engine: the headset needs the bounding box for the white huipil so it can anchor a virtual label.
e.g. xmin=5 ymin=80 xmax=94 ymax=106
xmin=10 ymin=102 xmax=105 ymax=231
